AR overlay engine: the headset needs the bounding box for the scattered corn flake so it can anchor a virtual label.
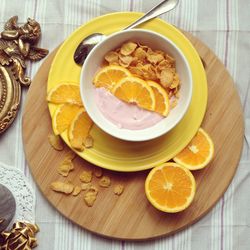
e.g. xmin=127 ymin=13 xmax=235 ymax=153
xmin=70 ymin=138 xmax=84 ymax=151
xmin=114 ymin=184 xmax=124 ymax=196
xmin=94 ymin=167 xmax=103 ymax=178
xmin=84 ymin=191 xmax=97 ymax=207
xmin=72 ymin=186 xmax=81 ymax=196
xmin=120 ymin=42 xmax=137 ymax=56
xmin=104 ymin=51 xmax=119 ymax=64
xmin=99 ymin=176 xmax=111 ymax=188
xmin=89 ymin=185 xmax=98 ymax=195
xmin=64 ymin=150 xmax=76 ymax=161
xmin=57 ymin=160 xmax=74 ymax=177
xmin=50 ymin=181 xmax=74 ymax=194
xmin=84 ymin=135 xmax=93 ymax=148
xmin=48 ymin=134 xmax=64 ymax=151
xmin=79 ymin=170 xmax=92 ymax=183
xmin=81 ymin=183 xmax=91 ymax=191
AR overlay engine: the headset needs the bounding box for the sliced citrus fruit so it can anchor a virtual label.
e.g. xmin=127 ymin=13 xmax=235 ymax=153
xmin=52 ymin=104 xmax=82 ymax=135
xmin=147 ymin=80 xmax=169 ymax=116
xmin=173 ymin=128 xmax=214 ymax=170
xmin=112 ymin=76 xmax=155 ymax=111
xmin=68 ymin=109 xmax=93 ymax=150
xmin=93 ymin=65 xmax=131 ymax=90
xmin=145 ymin=162 xmax=196 ymax=213
xmin=47 ymin=83 xmax=83 ymax=106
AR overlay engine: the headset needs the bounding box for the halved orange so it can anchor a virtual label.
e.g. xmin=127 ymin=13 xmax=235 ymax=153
xmin=52 ymin=104 xmax=82 ymax=135
xmin=68 ymin=109 xmax=93 ymax=149
xmin=47 ymin=83 xmax=83 ymax=106
xmin=147 ymin=80 xmax=169 ymax=116
xmin=145 ymin=162 xmax=196 ymax=213
xmin=112 ymin=76 xmax=155 ymax=111
xmin=173 ymin=128 xmax=214 ymax=170
xmin=93 ymin=65 xmax=131 ymax=90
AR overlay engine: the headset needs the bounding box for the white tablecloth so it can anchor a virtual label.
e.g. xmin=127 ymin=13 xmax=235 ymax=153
xmin=0 ymin=0 xmax=249 ymax=249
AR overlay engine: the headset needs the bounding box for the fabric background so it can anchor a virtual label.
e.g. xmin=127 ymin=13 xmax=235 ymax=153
xmin=0 ymin=0 xmax=249 ymax=249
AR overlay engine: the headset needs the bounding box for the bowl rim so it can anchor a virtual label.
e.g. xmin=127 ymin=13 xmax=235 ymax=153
xmin=80 ymin=28 xmax=193 ymax=141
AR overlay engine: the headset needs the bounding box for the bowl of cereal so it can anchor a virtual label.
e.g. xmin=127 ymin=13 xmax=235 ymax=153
xmin=80 ymin=29 xmax=192 ymax=141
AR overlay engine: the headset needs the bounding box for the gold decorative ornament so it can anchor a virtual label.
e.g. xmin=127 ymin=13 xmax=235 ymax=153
xmin=0 ymin=221 xmax=39 ymax=249
xmin=0 ymin=16 xmax=49 ymax=134
xmin=0 ymin=218 xmax=5 ymax=224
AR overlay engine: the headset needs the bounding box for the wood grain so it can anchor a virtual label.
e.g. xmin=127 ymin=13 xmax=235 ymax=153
xmin=0 ymin=184 xmax=16 ymax=232
xmin=22 ymin=32 xmax=244 ymax=240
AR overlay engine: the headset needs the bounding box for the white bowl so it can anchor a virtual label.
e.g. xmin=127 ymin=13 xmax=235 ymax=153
xmin=80 ymin=29 xmax=192 ymax=141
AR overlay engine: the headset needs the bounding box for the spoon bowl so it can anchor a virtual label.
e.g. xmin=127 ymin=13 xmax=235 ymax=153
xmin=74 ymin=33 xmax=105 ymax=65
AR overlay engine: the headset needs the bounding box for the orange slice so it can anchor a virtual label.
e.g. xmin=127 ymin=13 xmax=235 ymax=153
xmin=68 ymin=109 xmax=93 ymax=149
xmin=52 ymin=104 xmax=82 ymax=135
xmin=93 ymin=65 xmax=131 ymax=90
xmin=147 ymin=80 xmax=169 ymax=116
xmin=173 ymin=128 xmax=214 ymax=170
xmin=112 ymin=76 xmax=155 ymax=111
xmin=47 ymin=83 xmax=83 ymax=106
xmin=145 ymin=162 xmax=196 ymax=213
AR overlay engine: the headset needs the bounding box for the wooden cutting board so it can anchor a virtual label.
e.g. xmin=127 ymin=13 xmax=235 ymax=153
xmin=22 ymin=31 xmax=244 ymax=240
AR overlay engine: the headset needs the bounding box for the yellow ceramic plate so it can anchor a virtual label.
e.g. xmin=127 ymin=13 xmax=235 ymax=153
xmin=47 ymin=12 xmax=207 ymax=172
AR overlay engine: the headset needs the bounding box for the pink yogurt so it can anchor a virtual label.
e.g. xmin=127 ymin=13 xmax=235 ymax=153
xmin=94 ymin=87 xmax=164 ymax=130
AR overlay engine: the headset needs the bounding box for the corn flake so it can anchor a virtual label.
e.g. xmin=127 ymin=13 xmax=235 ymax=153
xmin=133 ymin=47 xmax=147 ymax=61
xmin=89 ymin=185 xmax=98 ymax=195
xmin=64 ymin=150 xmax=76 ymax=161
xmin=120 ymin=42 xmax=137 ymax=56
xmin=118 ymin=54 xmax=133 ymax=67
xmin=48 ymin=134 xmax=64 ymax=151
xmin=114 ymin=184 xmax=124 ymax=196
xmin=160 ymin=68 xmax=174 ymax=88
xmin=147 ymin=52 xmax=164 ymax=65
xmin=94 ymin=167 xmax=103 ymax=178
xmin=70 ymin=138 xmax=84 ymax=151
xmin=104 ymin=51 xmax=119 ymax=64
xmin=81 ymin=183 xmax=91 ymax=191
xmin=99 ymin=176 xmax=111 ymax=188
xmin=50 ymin=181 xmax=74 ymax=194
xmin=84 ymin=191 xmax=97 ymax=207
xmin=57 ymin=160 xmax=74 ymax=177
xmin=84 ymin=135 xmax=93 ymax=148
xmin=79 ymin=170 xmax=92 ymax=183
xmin=72 ymin=186 xmax=81 ymax=196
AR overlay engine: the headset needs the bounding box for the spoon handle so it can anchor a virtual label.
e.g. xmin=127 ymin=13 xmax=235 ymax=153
xmin=123 ymin=0 xmax=179 ymax=30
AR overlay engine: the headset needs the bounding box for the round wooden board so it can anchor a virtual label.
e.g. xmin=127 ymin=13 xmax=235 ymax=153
xmin=22 ymin=32 xmax=244 ymax=240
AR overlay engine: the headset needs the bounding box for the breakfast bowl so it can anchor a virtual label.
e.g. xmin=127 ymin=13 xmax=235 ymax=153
xmin=80 ymin=29 xmax=192 ymax=141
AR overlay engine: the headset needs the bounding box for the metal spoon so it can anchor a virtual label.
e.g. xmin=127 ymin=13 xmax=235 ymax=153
xmin=74 ymin=0 xmax=179 ymax=65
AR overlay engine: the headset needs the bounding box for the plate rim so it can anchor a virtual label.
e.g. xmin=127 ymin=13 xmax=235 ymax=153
xmin=47 ymin=12 xmax=207 ymax=172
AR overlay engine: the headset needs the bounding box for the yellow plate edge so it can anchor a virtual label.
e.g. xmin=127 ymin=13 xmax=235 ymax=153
xmin=47 ymin=12 xmax=207 ymax=172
